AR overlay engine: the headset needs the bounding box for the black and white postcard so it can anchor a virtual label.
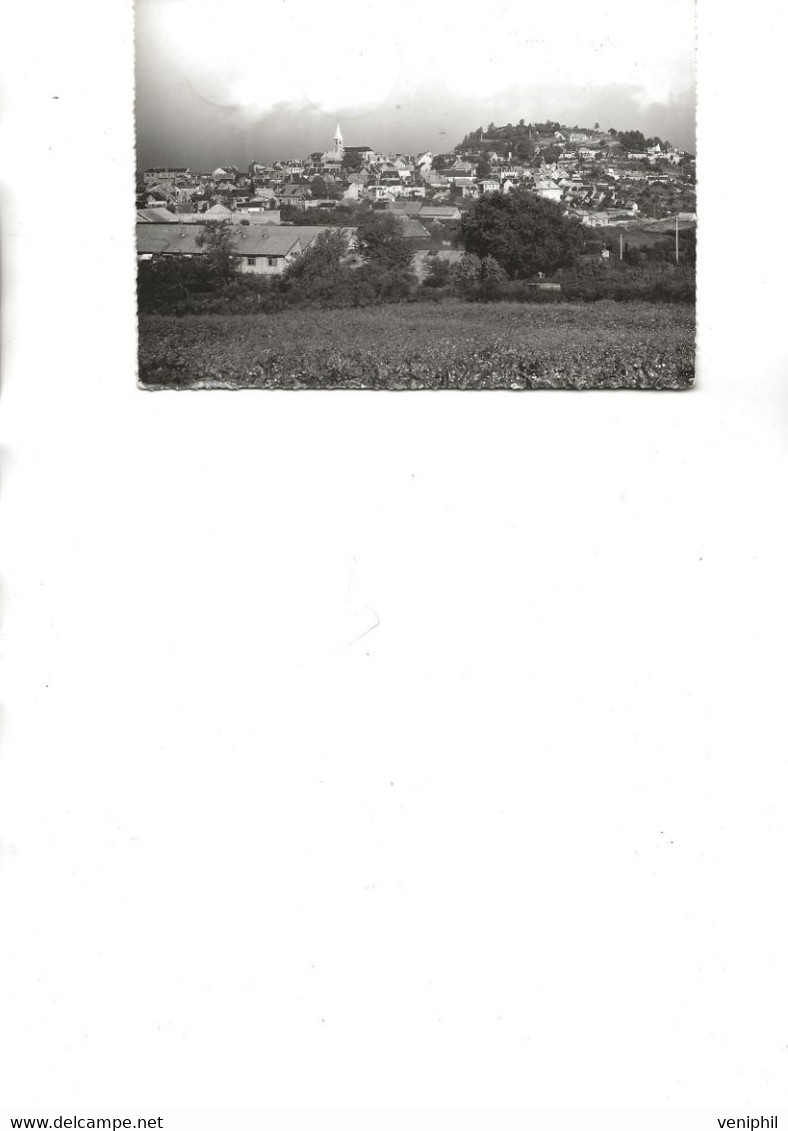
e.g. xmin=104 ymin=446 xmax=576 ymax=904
xmin=6 ymin=3 xmax=788 ymax=1131
xmin=135 ymin=0 xmax=696 ymax=389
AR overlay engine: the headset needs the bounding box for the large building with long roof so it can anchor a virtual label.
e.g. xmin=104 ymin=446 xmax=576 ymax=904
xmin=136 ymin=222 xmax=357 ymax=275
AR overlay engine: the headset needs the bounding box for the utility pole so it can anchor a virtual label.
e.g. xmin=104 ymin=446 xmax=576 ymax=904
xmin=619 ymin=231 xmax=624 ymax=261
xmin=675 ymin=214 xmax=680 ymax=265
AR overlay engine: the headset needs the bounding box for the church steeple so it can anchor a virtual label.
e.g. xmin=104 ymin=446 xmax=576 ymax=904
xmin=334 ymin=123 xmax=344 ymax=156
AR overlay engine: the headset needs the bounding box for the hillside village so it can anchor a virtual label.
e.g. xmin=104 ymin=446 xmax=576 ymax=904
xmin=137 ymin=120 xmax=698 ymax=299
xmin=138 ymin=119 xmax=696 ymax=276
xmin=138 ymin=119 xmax=695 ymax=385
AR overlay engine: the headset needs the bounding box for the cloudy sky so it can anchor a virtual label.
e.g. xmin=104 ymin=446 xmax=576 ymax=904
xmin=136 ymin=0 xmax=696 ymax=171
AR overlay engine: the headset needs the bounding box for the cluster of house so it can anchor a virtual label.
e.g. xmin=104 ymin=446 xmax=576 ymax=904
xmin=449 ymin=129 xmax=695 ymax=226
xmin=140 ymin=123 xmax=695 ymax=228
xmin=137 ymin=123 xmax=696 ymax=275
xmin=139 ymin=125 xmax=429 ymax=215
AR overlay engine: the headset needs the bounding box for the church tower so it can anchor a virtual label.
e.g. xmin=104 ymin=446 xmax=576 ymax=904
xmin=333 ymin=123 xmax=344 ymax=158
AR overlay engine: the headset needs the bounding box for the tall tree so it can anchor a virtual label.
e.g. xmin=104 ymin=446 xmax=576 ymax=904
xmin=342 ymin=149 xmax=365 ymax=173
xmin=539 ymin=144 xmax=562 ymax=164
xmin=476 ymin=153 xmax=492 ymax=178
xmin=283 ymin=229 xmax=347 ymax=283
xmin=281 ymin=229 xmax=350 ymax=301
xmin=357 ymin=214 xmax=416 ymax=299
xmin=460 ymin=189 xmax=583 ymax=278
xmin=311 ymin=175 xmax=329 ymax=198
xmin=617 ymin=129 xmax=647 ymax=152
xmin=358 ymin=213 xmax=414 ymax=271
xmin=194 ymin=220 xmax=237 ymax=284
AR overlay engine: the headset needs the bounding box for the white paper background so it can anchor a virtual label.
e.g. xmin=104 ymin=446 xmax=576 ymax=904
xmin=1 ymin=0 xmax=787 ymax=1117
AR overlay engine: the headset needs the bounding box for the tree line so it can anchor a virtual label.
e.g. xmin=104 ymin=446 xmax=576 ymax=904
xmin=137 ymin=190 xmax=693 ymax=314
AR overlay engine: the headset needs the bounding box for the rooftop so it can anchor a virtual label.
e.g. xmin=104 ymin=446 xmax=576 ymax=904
xmin=137 ymin=223 xmax=355 ymax=258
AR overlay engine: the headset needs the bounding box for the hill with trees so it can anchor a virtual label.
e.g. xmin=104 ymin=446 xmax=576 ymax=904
xmin=454 ymin=120 xmax=676 ymax=160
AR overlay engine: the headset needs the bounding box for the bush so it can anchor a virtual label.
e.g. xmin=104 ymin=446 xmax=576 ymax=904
xmin=280 ymin=229 xmax=351 ymax=304
xmin=450 ymin=253 xmax=483 ymax=298
xmin=138 ymin=246 xmax=694 ymax=315
xmin=355 ymin=260 xmax=416 ymax=302
xmin=478 ymin=255 xmax=508 ymax=301
xmin=557 ymin=273 xmax=694 ymax=304
xmin=137 ymin=259 xmax=285 ymax=315
xmin=137 ymin=257 xmax=216 ymax=313
xmin=422 ymin=257 xmax=453 ymax=288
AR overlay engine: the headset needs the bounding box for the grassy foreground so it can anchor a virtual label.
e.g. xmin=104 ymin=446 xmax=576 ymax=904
xmin=138 ymin=301 xmax=695 ymax=390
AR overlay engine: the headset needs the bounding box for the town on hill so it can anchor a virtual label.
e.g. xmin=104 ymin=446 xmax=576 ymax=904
xmin=137 ymin=118 xmax=696 ymax=391
xmin=138 ymin=118 xmax=695 ymax=234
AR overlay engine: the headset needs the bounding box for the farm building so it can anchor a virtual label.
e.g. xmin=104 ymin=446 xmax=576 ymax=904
xmin=137 ymin=224 xmax=302 ymax=274
xmin=136 ymin=223 xmax=357 ymax=275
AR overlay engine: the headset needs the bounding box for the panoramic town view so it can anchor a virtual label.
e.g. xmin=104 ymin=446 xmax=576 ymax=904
xmin=136 ymin=0 xmax=696 ymax=390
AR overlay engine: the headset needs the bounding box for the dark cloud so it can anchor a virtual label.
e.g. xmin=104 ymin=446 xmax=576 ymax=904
xmin=135 ymin=17 xmax=695 ymax=171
